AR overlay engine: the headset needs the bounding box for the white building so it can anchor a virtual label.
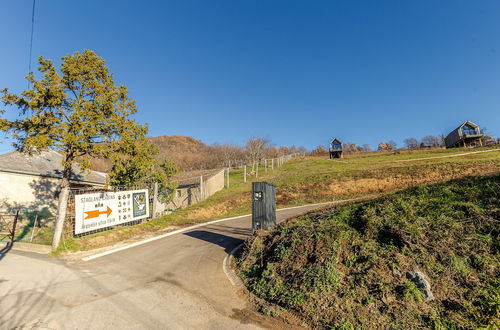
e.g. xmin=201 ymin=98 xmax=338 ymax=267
xmin=0 ymin=150 xmax=107 ymax=220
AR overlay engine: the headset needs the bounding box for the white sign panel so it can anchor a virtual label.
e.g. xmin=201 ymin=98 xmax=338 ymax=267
xmin=74 ymin=189 xmax=149 ymax=234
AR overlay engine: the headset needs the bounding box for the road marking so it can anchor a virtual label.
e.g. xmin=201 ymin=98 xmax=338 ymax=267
xmin=81 ymin=199 xmax=352 ymax=262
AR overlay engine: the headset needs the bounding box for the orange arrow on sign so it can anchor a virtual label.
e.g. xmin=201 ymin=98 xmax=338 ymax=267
xmin=85 ymin=206 xmax=112 ymax=219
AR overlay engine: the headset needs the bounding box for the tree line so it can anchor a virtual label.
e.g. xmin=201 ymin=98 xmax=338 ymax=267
xmin=310 ymin=132 xmax=498 ymax=156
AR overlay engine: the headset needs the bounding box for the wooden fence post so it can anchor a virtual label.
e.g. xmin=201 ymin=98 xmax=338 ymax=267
xmin=226 ymin=168 xmax=230 ymax=188
xmin=30 ymin=214 xmax=39 ymax=243
xmin=271 ymin=158 xmax=274 ymax=169
xmin=256 ymin=163 xmax=259 ymax=178
xmin=264 ymin=159 xmax=267 ymax=173
xmin=244 ymin=165 xmax=247 ymax=183
xmin=152 ymin=182 xmax=159 ymax=218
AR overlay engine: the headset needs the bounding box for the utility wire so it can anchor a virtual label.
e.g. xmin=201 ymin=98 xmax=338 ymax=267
xmin=28 ymin=0 xmax=36 ymax=87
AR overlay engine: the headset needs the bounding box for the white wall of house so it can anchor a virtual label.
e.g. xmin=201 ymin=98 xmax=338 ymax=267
xmin=0 ymin=171 xmax=61 ymax=214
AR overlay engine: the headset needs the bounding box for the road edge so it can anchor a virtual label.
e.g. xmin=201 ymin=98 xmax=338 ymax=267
xmin=81 ymin=199 xmax=349 ymax=261
xmin=223 ymin=243 xmax=244 ymax=287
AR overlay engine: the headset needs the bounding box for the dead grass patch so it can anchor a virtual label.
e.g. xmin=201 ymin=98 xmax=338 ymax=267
xmin=187 ymin=193 xmax=248 ymax=220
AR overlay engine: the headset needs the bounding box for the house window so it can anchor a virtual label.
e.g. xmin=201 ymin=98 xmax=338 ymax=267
xmin=331 ymin=141 xmax=342 ymax=150
xmin=462 ymin=124 xmax=476 ymax=136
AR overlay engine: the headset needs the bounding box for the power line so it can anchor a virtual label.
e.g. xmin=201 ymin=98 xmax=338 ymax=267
xmin=28 ymin=0 xmax=36 ymax=87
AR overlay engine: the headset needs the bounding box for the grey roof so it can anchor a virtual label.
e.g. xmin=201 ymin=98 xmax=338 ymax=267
xmin=0 ymin=150 xmax=107 ymax=185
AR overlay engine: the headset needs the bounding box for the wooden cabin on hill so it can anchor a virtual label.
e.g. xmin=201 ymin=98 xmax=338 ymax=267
xmin=444 ymin=121 xmax=484 ymax=148
xmin=329 ymin=138 xmax=343 ymax=159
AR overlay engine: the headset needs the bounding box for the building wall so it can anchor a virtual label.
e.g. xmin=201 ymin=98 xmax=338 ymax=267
xmin=0 ymin=171 xmax=105 ymax=222
xmin=445 ymin=129 xmax=461 ymax=148
xmin=0 ymin=172 xmax=61 ymax=215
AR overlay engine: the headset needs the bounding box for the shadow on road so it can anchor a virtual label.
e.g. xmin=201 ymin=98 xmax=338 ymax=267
xmin=183 ymin=230 xmax=244 ymax=253
xmin=0 ymin=242 xmax=12 ymax=261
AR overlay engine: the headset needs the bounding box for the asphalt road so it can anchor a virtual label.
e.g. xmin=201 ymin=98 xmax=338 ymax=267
xmin=0 ymin=203 xmax=331 ymax=330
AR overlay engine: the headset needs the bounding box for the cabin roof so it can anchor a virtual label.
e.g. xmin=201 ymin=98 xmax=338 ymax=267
xmin=458 ymin=120 xmax=479 ymax=130
xmin=329 ymin=138 xmax=343 ymax=145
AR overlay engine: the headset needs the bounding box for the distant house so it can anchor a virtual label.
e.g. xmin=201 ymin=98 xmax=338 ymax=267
xmin=0 ymin=150 xmax=107 ymax=217
xmin=444 ymin=121 xmax=484 ymax=148
xmin=329 ymin=138 xmax=343 ymax=159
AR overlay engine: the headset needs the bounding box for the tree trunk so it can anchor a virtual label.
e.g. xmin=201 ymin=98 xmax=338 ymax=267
xmin=52 ymin=158 xmax=73 ymax=251
xmin=52 ymin=177 xmax=70 ymax=251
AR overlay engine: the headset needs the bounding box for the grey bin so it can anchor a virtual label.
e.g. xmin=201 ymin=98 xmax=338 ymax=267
xmin=252 ymin=182 xmax=276 ymax=233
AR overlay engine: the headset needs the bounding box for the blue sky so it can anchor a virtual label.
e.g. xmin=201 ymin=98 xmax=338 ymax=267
xmin=1 ymin=1 xmax=499 ymax=152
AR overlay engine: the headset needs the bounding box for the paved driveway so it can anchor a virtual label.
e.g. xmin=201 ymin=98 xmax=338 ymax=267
xmin=0 ymin=204 xmax=331 ymax=329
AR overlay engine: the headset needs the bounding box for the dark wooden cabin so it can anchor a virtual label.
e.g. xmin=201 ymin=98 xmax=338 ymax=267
xmin=444 ymin=121 xmax=483 ymax=148
xmin=329 ymin=138 xmax=343 ymax=159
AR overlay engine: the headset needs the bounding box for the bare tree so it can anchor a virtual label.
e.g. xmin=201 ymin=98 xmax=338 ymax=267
xmin=246 ymin=137 xmax=270 ymax=172
xmin=404 ymin=138 xmax=419 ymax=149
xmin=439 ymin=135 xmax=446 ymax=147
xmin=343 ymin=142 xmax=358 ymax=153
xmin=362 ymin=144 xmax=372 ymax=151
xmin=311 ymin=145 xmax=327 ymax=155
xmin=378 ymin=141 xmax=395 ymax=151
xmin=215 ymin=143 xmax=242 ymax=169
xmin=298 ymin=146 xmax=308 ymax=155
xmin=265 ymin=145 xmax=280 ymax=158
xmin=279 ymin=146 xmax=290 ymax=156
xmin=421 ymin=135 xmax=440 ymax=147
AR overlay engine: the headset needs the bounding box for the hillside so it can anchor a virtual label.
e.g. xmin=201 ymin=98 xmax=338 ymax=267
xmin=150 ymin=135 xmax=219 ymax=170
xmin=63 ymin=146 xmax=500 ymax=253
xmin=85 ymin=135 xmax=219 ymax=172
xmin=237 ymin=174 xmax=500 ymax=328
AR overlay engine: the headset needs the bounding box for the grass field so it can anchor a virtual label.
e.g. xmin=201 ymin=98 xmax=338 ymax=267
xmin=237 ymin=174 xmax=500 ymax=329
xmin=55 ymin=146 xmax=500 ymax=253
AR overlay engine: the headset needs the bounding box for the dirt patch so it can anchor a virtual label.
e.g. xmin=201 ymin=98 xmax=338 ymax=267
xmin=277 ymin=162 xmax=498 ymax=204
xmin=187 ymin=194 xmax=248 ymax=220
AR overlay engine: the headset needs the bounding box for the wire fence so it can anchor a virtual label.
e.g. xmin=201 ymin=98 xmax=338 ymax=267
xmin=62 ymin=183 xmax=155 ymax=239
xmin=7 ymin=153 xmax=299 ymax=244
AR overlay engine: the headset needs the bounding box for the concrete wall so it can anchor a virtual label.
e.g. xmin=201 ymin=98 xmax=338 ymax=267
xmin=160 ymin=169 xmax=225 ymax=214
xmin=203 ymin=169 xmax=225 ymax=198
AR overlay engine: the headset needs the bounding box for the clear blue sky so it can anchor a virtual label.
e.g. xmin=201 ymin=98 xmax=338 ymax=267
xmin=1 ymin=1 xmax=499 ymax=152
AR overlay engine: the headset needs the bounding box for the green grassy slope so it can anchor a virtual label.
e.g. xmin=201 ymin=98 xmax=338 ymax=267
xmin=57 ymin=146 xmax=500 ymax=253
xmin=237 ymin=174 xmax=500 ymax=329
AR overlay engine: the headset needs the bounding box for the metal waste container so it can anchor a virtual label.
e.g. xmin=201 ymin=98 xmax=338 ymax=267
xmin=252 ymin=182 xmax=276 ymax=233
